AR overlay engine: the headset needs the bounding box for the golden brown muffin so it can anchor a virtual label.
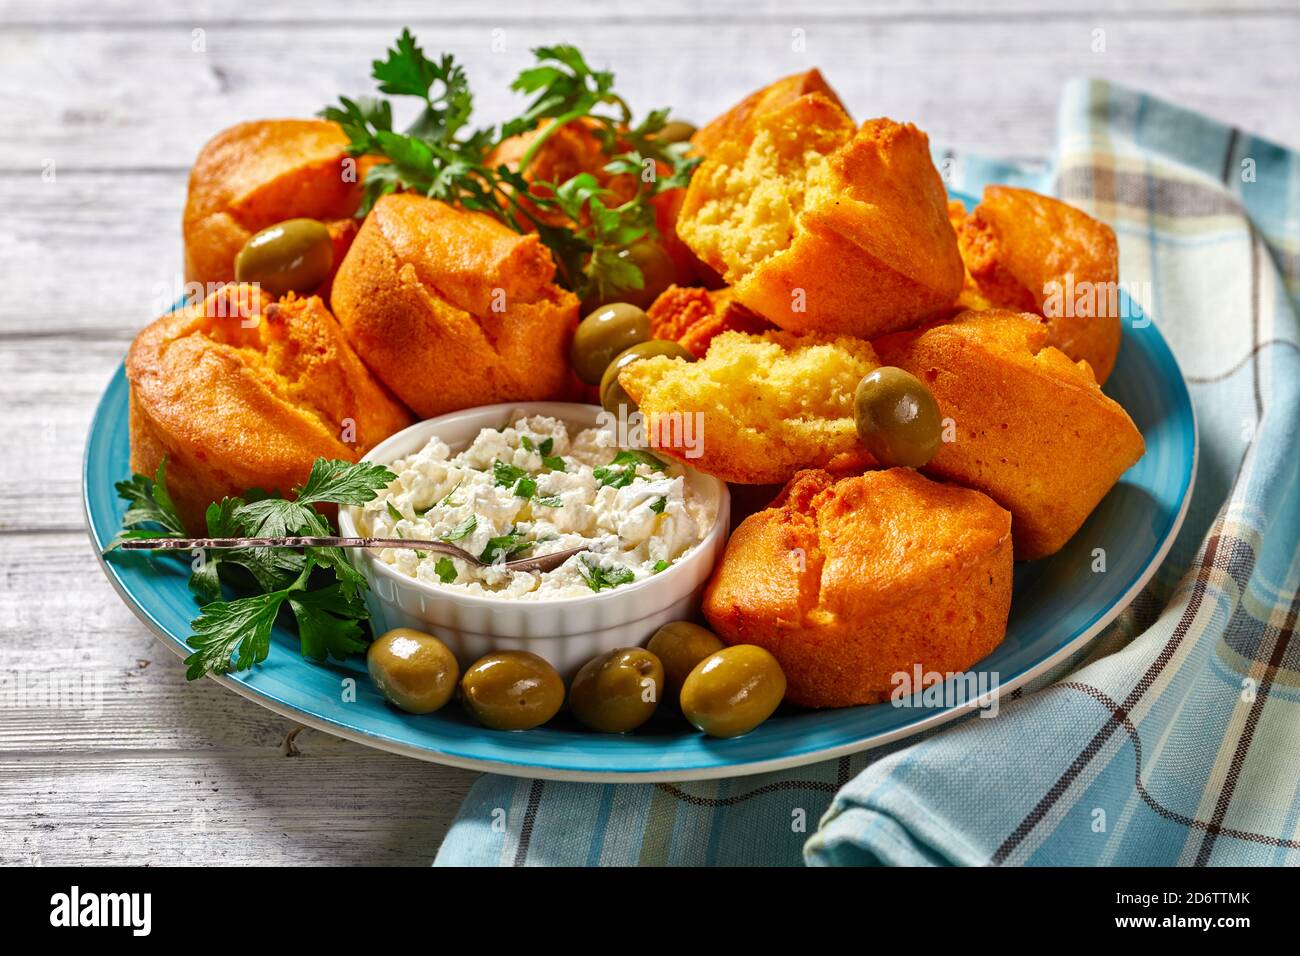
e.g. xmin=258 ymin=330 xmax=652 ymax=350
xmin=678 ymin=94 xmax=963 ymax=338
xmin=183 ymin=119 xmax=367 ymax=286
xmin=947 ymin=200 xmax=995 ymax=313
xmin=952 ymin=186 xmax=1122 ymax=382
xmin=691 ymin=68 xmax=848 ymax=154
xmin=126 ymin=285 xmax=413 ymax=532
xmin=703 ymin=468 xmax=1013 ymax=708
xmin=617 ymin=329 xmax=878 ymax=484
xmin=330 ymin=193 xmax=581 ymax=418
xmin=646 ymin=285 xmax=774 ymax=357
xmin=873 ymin=309 xmax=1145 ymax=559
xmin=650 ymin=184 xmax=712 ymax=288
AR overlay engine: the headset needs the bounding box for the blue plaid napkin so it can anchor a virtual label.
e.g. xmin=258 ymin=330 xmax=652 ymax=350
xmin=435 ymin=78 xmax=1300 ymax=866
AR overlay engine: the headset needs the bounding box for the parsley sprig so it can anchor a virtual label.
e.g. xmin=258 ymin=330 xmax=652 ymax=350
xmin=593 ymin=448 xmax=668 ymax=489
xmin=107 ymin=458 xmax=396 ymax=680
xmin=320 ymin=30 xmax=699 ymax=301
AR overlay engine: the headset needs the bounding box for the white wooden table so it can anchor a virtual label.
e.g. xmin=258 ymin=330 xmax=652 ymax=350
xmin=2 ymin=0 xmax=1297 ymax=866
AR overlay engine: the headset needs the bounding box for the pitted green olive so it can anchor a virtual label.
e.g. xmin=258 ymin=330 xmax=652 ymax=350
xmin=654 ymin=120 xmax=698 ymax=144
xmin=599 ymin=339 xmax=695 ymax=415
xmin=646 ymin=622 xmax=725 ymax=704
xmin=367 ymin=628 xmax=459 ymax=715
xmin=460 ymin=650 xmax=564 ymax=731
xmin=613 ymin=239 xmax=677 ymax=310
xmin=853 ymin=366 xmax=943 ymax=468
xmin=570 ymin=303 xmax=651 ymax=385
xmin=234 ymin=218 xmax=333 ymax=299
xmin=568 ymin=647 xmax=665 ymax=733
xmin=679 ymin=645 xmax=786 ymax=739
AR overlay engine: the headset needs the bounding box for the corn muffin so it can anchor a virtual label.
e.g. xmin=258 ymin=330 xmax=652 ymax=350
xmin=691 ymin=68 xmax=848 ymax=154
xmin=678 ymin=94 xmax=963 ymax=338
xmin=947 ymin=200 xmax=995 ymax=312
xmin=183 ymin=119 xmax=367 ymax=286
xmin=329 ymin=193 xmax=581 ymax=418
xmin=646 ymin=285 xmax=773 ymax=358
xmin=703 ymin=468 xmax=1014 ymax=708
xmin=126 ymin=285 xmax=413 ymax=532
xmin=873 ymin=309 xmax=1145 ymax=559
xmin=617 ymin=329 xmax=878 ymax=484
xmin=952 ymin=186 xmax=1122 ymax=382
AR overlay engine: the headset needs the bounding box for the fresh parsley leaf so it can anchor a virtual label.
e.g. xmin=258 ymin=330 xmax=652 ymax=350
xmin=652 ymin=559 xmax=670 ymax=573
xmin=649 ymin=496 xmax=667 ymax=514
xmin=235 ymin=460 xmax=394 ymax=538
xmin=183 ymin=562 xmax=312 ymax=680
xmin=519 ymin=435 xmax=556 ymax=457
xmin=542 ymin=454 xmax=567 ymax=472
xmin=109 ymin=458 xmax=186 ymax=548
xmin=593 ymin=449 xmax=666 ymax=489
xmin=534 ymin=495 xmax=564 ymax=508
xmin=492 ymin=459 xmax=529 ymax=488
xmin=514 ymin=476 xmax=537 ymax=499
xmin=288 ymin=581 xmax=369 ymax=664
xmin=297 ymin=459 xmax=398 ymax=507
xmin=306 ymin=543 xmax=369 ymax=600
xmin=441 ymin=514 xmax=477 ymax=541
xmin=592 ymin=464 xmax=635 ymax=489
xmin=232 ymin=496 xmax=317 ymax=540
xmin=319 ymin=33 xmax=699 ymax=299
xmin=116 ymin=456 xmax=394 ymax=681
xmin=386 ymin=501 xmax=404 ymax=522
xmin=434 ymin=557 xmax=458 ymax=584
xmin=578 ymin=559 xmax=636 ymax=592
xmin=479 ymin=529 xmax=531 ymax=564
xmin=610 ymin=449 xmax=666 ymax=472
xmin=187 ymin=546 xmax=222 ymax=606
xmin=189 ymin=497 xmax=307 ymax=604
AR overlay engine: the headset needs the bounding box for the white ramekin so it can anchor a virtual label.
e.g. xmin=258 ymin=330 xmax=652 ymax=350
xmin=338 ymin=402 xmax=730 ymax=678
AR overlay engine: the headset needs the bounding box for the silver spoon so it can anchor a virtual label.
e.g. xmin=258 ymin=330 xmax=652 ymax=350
xmin=117 ymin=535 xmax=589 ymax=574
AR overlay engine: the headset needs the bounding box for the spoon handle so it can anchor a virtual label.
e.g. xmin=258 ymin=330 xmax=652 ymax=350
xmin=115 ymin=535 xmax=589 ymax=573
xmin=118 ymin=535 xmax=455 ymax=553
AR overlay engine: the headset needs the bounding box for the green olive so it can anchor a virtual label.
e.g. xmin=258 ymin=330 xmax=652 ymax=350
xmin=367 ymin=628 xmax=459 ymax=715
xmin=853 ymin=366 xmax=943 ymax=468
xmin=646 ymin=622 xmax=724 ymax=704
xmin=568 ymin=648 xmax=665 ymax=733
xmin=460 ymin=650 xmax=564 ymax=731
xmin=654 ymin=120 xmax=698 ymax=145
xmin=570 ymin=303 xmax=651 ymax=385
xmin=599 ymin=339 xmax=696 ymax=415
xmin=614 ymin=239 xmax=677 ymax=310
xmin=234 ymin=218 xmax=333 ymax=299
xmin=680 ymin=645 xmax=787 ymax=739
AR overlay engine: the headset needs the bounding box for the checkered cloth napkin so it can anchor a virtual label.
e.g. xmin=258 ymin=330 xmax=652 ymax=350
xmin=434 ymin=78 xmax=1300 ymax=866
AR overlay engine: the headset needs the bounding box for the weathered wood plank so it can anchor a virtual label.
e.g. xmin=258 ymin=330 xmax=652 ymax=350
xmin=1 ymin=16 xmax=1296 ymax=174
xmin=0 ymin=171 xmax=187 ymax=335
xmin=0 ymin=337 xmax=128 ymax=530
xmin=0 ymin=533 xmax=417 ymax=754
xmin=5 ymin=0 xmax=1287 ymax=24
xmin=0 ymin=750 xmax=478 ymax=865
xmin=0 ymin=527 xmax=480 ymax=865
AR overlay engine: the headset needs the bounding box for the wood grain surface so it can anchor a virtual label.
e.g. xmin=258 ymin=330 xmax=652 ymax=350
xmin=1 ymin=0 xmax=1296 ymax=866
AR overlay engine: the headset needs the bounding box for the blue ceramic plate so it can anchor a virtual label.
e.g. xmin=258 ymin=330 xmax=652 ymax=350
xmin=84 ymin=192 xmax=1196 ymax=782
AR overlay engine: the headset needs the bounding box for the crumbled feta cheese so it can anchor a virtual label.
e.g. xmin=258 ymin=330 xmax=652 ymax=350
xmin=358 ymin=414 xmax=713 ymax=599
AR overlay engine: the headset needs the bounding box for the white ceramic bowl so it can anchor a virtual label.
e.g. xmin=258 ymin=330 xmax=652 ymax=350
xmin=338 ymin=402 xmax=730 ymax=678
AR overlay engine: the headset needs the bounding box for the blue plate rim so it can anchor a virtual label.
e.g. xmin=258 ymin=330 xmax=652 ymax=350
xmin=83 ymin=196 xmax=1199 ymax=782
